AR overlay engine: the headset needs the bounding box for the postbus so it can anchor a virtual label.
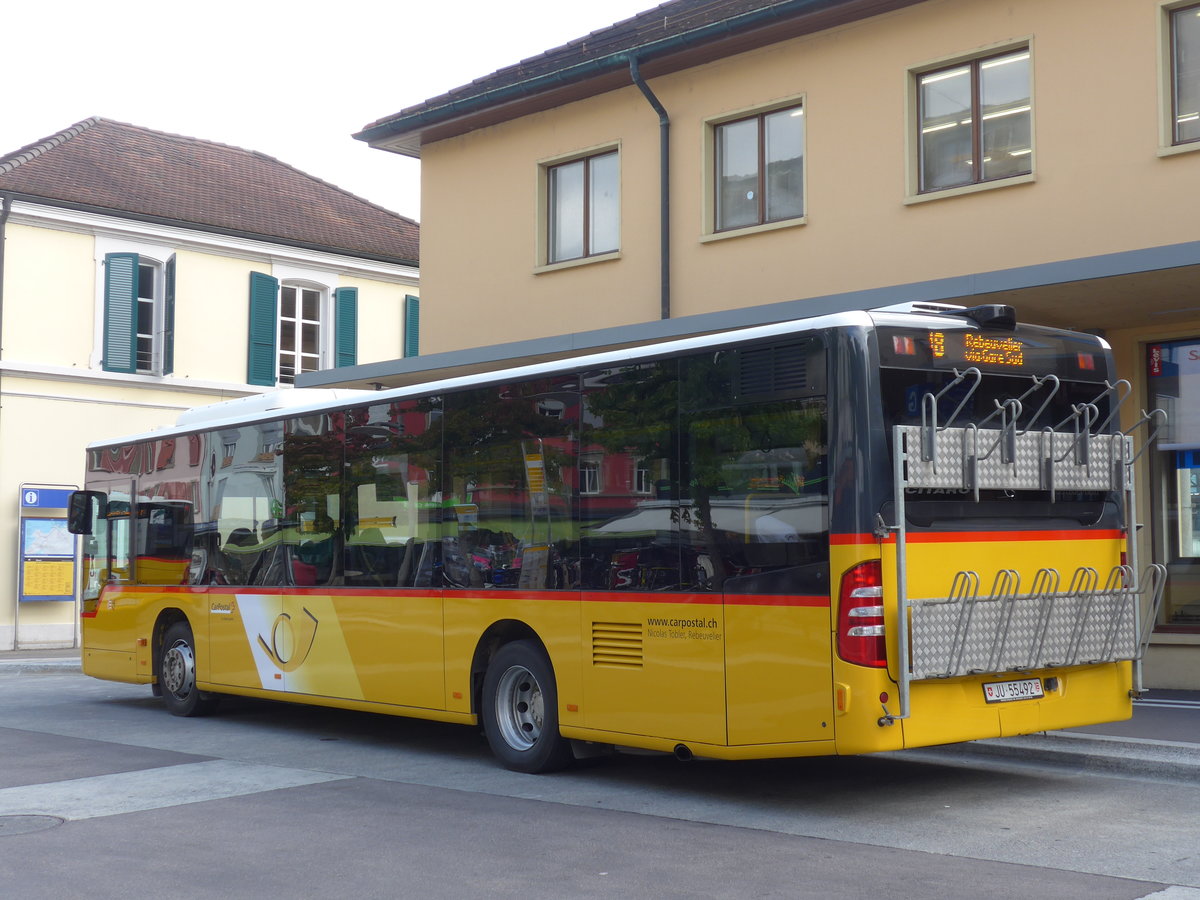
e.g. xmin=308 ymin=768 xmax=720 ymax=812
xmin=67 ymin=303 xmax=1166 ymax=772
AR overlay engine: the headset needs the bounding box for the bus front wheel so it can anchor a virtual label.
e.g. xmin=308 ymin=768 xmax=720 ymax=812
xmin=158 ymin=621 xmax=219 ymax=717
xmin=481 ymin=640 xmax=572 ymax=773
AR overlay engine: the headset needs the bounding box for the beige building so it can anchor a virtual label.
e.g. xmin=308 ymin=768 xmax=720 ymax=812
xmin=0 ymin=118 xmax=419 ymax=649
xmin=329 ymin=0 xmax=1200 ymax=686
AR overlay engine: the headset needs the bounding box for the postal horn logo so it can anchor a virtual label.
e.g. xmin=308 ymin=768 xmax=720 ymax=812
xmin=257 ymin=607 xmax=318 ymax=672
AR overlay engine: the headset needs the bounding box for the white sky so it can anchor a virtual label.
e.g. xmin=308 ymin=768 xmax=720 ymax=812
xmin=3 ymin=0 xmax=656 ymax=222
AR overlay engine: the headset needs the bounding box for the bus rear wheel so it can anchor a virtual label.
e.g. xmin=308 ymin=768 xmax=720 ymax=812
xmin=159 ymin=621 xmax=219 ymax=717
xmin=481 ymin=640 xmax=571 ymax=773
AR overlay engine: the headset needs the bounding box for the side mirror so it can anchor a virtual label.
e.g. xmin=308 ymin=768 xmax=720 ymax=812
xmin=67 ymin=491 xmax=106 ymax=535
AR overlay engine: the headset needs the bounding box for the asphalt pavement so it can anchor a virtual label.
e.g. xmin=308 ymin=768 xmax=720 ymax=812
xmin=2 ymin=647 xmax=1196 ymax=778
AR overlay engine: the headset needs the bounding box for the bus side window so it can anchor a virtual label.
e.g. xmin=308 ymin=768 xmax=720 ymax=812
xmin=103 ymin=499 xmax=133 ymax=586
xmin=678 ymin=343 xmax=830 ymax=594
xmin=136 ymin=501 xmax=195 ymax=585
xmin=343 ymin=399 xmax=444 ymax=589
xmin=211 ymin=426 xmax=282 ymax=585
xmin=72 ymin=491 xmax=111 ymax=602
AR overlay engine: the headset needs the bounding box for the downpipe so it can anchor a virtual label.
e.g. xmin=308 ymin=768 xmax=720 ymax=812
xmin=628 ymin=56 xmax=670 ymax=321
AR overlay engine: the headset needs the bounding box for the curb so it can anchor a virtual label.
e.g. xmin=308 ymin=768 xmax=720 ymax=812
xmin=0 ymin=657 xmax=82 ymax=673
xmin=893 ymin=730 xmax=1200 ymax=782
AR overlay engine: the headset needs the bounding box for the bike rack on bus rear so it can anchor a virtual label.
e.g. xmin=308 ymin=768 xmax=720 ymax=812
xmin=882 ymin=370 xmax=1168 ymax=724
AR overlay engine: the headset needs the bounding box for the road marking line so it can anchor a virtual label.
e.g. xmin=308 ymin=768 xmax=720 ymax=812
xmin=1133 ymin=889 xmax=1200 ymax=900
xmin=0 ymin=760 xmax=350 ymax=821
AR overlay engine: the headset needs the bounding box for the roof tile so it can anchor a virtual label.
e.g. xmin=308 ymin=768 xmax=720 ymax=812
xmin=0 ymin=118 xmax=418 ymax=265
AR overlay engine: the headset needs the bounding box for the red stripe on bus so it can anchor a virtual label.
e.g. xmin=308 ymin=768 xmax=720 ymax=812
xmin=87 ymin=586 xmax=828 ymax=608
xmin=724 ymin=594 xmax=829 ymax=608
xmin=904 ymin=529 xmax=1124 ymax=543
xmin=830 ymin=533 xmax=878 ymax=545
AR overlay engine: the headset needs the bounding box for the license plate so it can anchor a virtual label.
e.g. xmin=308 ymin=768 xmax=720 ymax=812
xmin=983 ymin=678 xmax=1044 ymax=703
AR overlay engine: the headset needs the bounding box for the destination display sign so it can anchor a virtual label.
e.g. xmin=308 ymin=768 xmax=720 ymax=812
xmin=878 ymin=326 xmax=1106 ymax=380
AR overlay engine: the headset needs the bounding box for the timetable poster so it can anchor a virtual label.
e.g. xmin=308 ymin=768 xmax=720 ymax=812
xmin=20 ymin=518 xmax=75 ymax=602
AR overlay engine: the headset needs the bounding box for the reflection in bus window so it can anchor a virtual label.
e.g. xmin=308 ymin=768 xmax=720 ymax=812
xmin=578 ymin=360 xmax=682 ymax=590
xmin=211 ymin=423 xmax=283 ymax=585
xmin=576 ymin=345 xmax=831 ymax=595
xmin=343 ymin=398 xmax=443 ymax=588
xmin=282 ymin=413 xmax=343 ymax=586
xmin=78 ymin=488 xmax=132 ymax=601
xmin=443 ymin=379 xmax=577 ymax=589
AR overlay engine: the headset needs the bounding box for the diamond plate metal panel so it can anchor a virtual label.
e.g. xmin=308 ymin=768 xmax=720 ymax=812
xmin=896 ymin=426 xmax=1128 ymax=493
xmin=909 ymin=588 xmax=1137 ymax=681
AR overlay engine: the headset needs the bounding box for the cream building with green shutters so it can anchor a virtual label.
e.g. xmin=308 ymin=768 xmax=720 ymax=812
xmin=0 ymin=118 xmax=419 ymax=649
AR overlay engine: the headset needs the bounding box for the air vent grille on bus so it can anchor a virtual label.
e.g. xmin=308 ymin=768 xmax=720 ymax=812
xmin=591 ymin=622 xmax=644 ymax=669
xmin=735 ymin=342 xmax=809 ymax=398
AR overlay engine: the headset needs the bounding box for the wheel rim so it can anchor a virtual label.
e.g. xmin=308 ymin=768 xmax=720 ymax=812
xmin=162 ymin=638 xmax=196 ymax=700
xmin=494 ymin=664 xmax=544 ymax=752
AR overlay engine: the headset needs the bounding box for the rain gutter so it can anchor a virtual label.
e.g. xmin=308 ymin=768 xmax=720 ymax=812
xmin=356 ymin=0 xmax=847 ymax=147
xmin=0 ymin=192 xmax=11 ymax=362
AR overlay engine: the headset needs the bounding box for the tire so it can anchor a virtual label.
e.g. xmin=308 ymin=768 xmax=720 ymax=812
xmin=158 ymin=621 xmax=219 ymax=717
xmin=481 ymin=640 xmax=572 ymax=773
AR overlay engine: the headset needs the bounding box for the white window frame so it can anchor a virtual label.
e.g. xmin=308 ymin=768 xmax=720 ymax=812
xmin=634 ymin=459 xmax=652 ymax=495
xmin=135 ymin=258 xmax=164 ymax=375
xmin=580 ymin=457 xmax=602 ymax=495
xmin=271 ymin=264 xmax=338 ymax=386
xmin=92 ymin=236 xmax=173 ymax=374
xmin=277 ymin=282 xmax=325 ymax=385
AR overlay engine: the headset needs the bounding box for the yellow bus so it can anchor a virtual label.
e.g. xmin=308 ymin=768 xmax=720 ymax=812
xmin=67 ymin=303 xmax=1166 ymax=772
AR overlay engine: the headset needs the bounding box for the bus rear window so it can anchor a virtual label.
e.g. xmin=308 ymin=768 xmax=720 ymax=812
xmin=878 ymin=365 xmax=1115 ymax=524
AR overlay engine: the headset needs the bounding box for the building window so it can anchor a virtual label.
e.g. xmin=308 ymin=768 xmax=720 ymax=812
xmin=634 ymin=459 xmax=651 ymax=494
xmin=580 ymin=458 xmax=602 ymax=495
xmin=547 ymin=150 xmax=619 ymax=263
xmin=1172 ymin=4 xmax=1200 ymax=144
xmin=537 ymin=399 xmax=565 ymax=419
xmin=1147 ymin=338 xmax=1200 ymax=630
xmin=102 ymin=251 xmax=175 ymax=376
xmin=714 ymin=104 xmax=805 ymax=231
xmin=278 ymin=285 xmax=322 ymax=385
xmin=135 ymin=261 xmax=160 ymax=373
xmin=248 ymin=273 xmax=356 ymax=387
xmin=917 ymin=48 xmax=1031 ymax=193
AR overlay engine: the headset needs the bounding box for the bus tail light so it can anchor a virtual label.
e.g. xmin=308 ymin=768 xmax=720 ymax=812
xmin=838 ymin=560 xmax=887 ymax=668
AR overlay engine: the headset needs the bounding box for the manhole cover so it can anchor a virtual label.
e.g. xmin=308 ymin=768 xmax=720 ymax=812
xmin=0 ymin=815 xmax=64 ymax=835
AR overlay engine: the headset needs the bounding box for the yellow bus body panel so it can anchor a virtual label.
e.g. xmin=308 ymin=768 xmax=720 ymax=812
xmin=82 ymin=517 xmax=1133 ymax=761
xmin=578 ymin=594 xmax=727 ymax=745
xmin=829 ymin=530 xmax=1131 ymax=755
xmin=206 ymin=590 xmax=445 ymax=710
xmin=724 ymin=600 xmax=833 ymax=745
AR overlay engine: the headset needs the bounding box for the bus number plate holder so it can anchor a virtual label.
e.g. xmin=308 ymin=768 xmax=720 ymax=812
xmin=983 ymin=678 xmax=1044 ymax=703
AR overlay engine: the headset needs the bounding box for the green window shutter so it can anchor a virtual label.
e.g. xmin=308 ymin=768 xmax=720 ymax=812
xmin=404 ymin=294 xmax=420 ymax=358
xmin=334 ymin=286 xmax=358 ymax=368
xmin=247 ymin=271 xmax=279 ymax=386
xmin=102 ymin=252 xmax=138 ymax=373
xmin=162 ymin=255 xmax=176 ymax=376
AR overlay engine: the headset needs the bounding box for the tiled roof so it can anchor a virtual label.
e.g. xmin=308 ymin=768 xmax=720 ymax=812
xmin=0 ymin=118 xmax=419 ymax=265
xmin=359 ymin=0 xmax=912 ymax=150
xmin=370 ymin=0 xmax=787 ymax=123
